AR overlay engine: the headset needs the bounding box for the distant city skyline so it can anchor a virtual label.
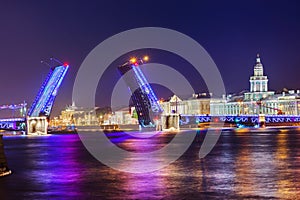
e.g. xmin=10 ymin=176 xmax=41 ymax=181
xmin=1 ymin=1 xmax=300 ymax=117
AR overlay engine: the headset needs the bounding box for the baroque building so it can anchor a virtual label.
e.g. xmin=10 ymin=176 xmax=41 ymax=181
xmin=160 ymin=94 xmax=211 ymax=115
xmin=244 ymin=54 xmax=274 ymax=101
xmin=210 ymin=54 xmax=300 ymax=115
xmin=162 ymin=54 xmax=300 ymax=116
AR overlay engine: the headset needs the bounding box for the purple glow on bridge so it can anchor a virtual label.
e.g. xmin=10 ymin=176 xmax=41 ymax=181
xmin=180 ymin=115 xmax=300 ymax=126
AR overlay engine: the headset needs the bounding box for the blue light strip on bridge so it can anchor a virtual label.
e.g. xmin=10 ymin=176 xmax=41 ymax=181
xmin=40 ymin=65 xmax=69 ymax=115
xmin=132 ymin=65 xmax=163 ymax=113
xmin=28 ymin=65 xmax=69 ymax=117
xmin=0 ymin=118 xmax=25 ymax=122
xmin=180 ymin=114 xmax=300 ymax=125
xmin=28 ymin=68 xmax=54 ymax=116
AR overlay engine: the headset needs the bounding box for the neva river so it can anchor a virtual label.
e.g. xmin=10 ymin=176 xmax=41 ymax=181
xmin=1 ymin=129 xmax=300 ymax=199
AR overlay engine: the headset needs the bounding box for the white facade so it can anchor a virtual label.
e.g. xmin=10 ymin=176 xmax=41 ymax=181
xmin=161 ymin=95 xmax=211 ymax=115
xmin=210 ymin=54 xmax=300 ymax=115
xmin=58 ymin=102 xmax=99 ymax=126
xmin=244 ymin=54 xmax=274 ymax=101
xmin=210 ymin=96 xmax=300 ymax=115
xmin=110 ymin=107 xmax=138 ymax=125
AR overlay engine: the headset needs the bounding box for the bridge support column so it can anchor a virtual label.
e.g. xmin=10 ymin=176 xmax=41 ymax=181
xmin=26 ymin=116 xmax=48 ymax=135
xmin=258 ymin=114 xmax=266 ymax=128
xmin=161 ymin=114 xmax=180 ymax=131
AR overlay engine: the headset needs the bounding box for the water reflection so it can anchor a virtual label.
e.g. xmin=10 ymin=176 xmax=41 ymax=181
xmin=30 ymin=144 xmax=82 ymax=198
xmin=1 ymin=130 xmax=300 ymax=199
xmin=275 ymin=133 xmax=299 ymax=199
xmin=234 ymin=133 xmax=278 ymax=198
xmin=232 ymin=131 xmax=300 ymax=199
xmin=234 ymin=137 xmax=256 ymax=196
xmin=123 ymin=172 xmax=166 ymax=199
xmin=1 ymin=135 xmax=85 ymax=199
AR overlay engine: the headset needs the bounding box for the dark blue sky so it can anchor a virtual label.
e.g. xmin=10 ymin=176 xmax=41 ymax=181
xmin=1 ymin=1 xmax=300 ymax=116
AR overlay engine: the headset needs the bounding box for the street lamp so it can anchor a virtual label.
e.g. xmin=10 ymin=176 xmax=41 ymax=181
xmin=143 ymin=55 xmax=149 ymax=61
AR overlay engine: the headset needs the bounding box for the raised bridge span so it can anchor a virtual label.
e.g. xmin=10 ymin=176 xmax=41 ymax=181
xmin=0 ymin=61 xmax=69 ymax=133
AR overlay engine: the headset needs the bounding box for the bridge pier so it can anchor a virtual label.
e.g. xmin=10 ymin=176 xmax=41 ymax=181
xmin=161 ymin=114 xmax=180 ymax=131
xmin=26 ymin=116 xmax=48 ymax=135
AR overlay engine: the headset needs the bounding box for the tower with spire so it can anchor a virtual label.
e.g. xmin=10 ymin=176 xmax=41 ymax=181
xmin=244 ymin=54 xmax=274 ymax=101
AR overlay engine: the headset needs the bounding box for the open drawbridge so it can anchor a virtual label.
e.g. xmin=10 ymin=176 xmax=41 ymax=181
xmin=0 ymin=60 xmax=69 ymax=134
xmin=28 ymin=63 xmax=69 ymax=117
xmin=117 ymin=57 xmax=163 ymax=127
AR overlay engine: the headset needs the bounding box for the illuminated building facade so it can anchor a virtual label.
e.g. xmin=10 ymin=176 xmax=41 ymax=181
xmin=160 ymin=94 xmax=211 ymax=115
xmin=53 ymin=103 xmax=138 ymax=127
xmin=210 ymin=93 xmax=300 ymax=116
xmin=110 ymin=107 xmax=138 ymax=125
xmin=244 ymin=54 xmax=274 ymax=101
xmin=161 ymin=55 xmax=300 ymax=116
xmin=210 ymin=55 xmax=300 ymax=115
xmin=57 ymin=102 xmax=99 ymax=126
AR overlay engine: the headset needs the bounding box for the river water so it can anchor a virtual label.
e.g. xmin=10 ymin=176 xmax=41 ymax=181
xmin=0 ymin=128 xmax=300 ymax=199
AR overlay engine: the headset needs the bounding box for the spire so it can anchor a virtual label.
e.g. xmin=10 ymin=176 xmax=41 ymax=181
xmin=253 ymin=53 xmax=263 ymax=76
xmin=256 ymin=53 xmax=261 ymax=64
xmin=248 ymin=53 xmax=271 ymax=96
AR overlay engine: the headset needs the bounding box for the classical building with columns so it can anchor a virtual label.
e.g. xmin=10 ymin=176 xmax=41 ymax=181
xmin=210 ymin=54 xmax=300 ymax=115
xmin=244 ymin=54 xmax=274 ymax=101
xmin=161 ymin=54 xmax=300 ymax=116
xmin=160 ymin=94 xmax=211 ymax=115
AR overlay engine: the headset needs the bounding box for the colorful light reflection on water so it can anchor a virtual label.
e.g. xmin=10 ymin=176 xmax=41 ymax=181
xmin=0 ymin=130 xmax=300 ymax=199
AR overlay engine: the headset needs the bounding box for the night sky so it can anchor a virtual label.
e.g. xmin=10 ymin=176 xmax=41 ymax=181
xmin=1 ymin=1 xmax=300 ymax=117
